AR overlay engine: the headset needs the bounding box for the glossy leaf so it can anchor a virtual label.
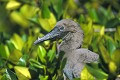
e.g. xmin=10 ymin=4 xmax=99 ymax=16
xmin=29 ymin=59 xmax=44 ymax=69
xmin=20 ymin=4 xmax=37 ymax=18
xmin=39 ymin=13 xmax=56 ymax=32
xmin=99 ymin=42 xmax=111 ymax=63
xmin=86 ymin=65 xmax=108 ymax=79
xmin=51 ymin=0 xmax=63 ymax=19
xmin=88 ymin=8 xmax=99 ymax=22
xmin=109 ymin=61 xmax=117 ymax=73
xmin=111 ymin=49 xmax=120 ymax=67
xmin=38 ymin=46 xmax=46 ymax=63
xmin=5 ymin=69 xmax=17 ymax=80
xmin=0 ymin=44 xmax=10 ymax=59
xmin=10 ymin=11 xmax=29 ymax=28
xmin=6 ymin=0 xmax=21 ymax=10
xmin=6 ymin=41 xmax=15 ymax=53
xmin=10 ymin=33 xmax=24 ymax=50
xmin=41 ymin=2 xmax=50 ymax=18
xmin=17 ymin=54 xmax=29 ymax=66
xmin=81 ymin=67 xmax=94 ymax=80
xmin=14 ymin=66 xmax=31 ymax=80
xmin=9 ymin=49 xmax=22 ymax=64
xmin=39 ymin=75 xmax=48 ymax=80
xmin=47 ymin=50 xmax=55 ymax=62
xmin=104 ymin=36 xmax=116 ymax=55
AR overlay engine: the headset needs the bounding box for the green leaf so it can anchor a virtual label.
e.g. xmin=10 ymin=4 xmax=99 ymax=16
xmin=109 ymin=61 xmax=117 ymax=74
xmin=51 ymin=0 xmax=63 ymax=19
xmin=41 ymin=3 xmax=50 ymax=18
xmin=105 ymin=18 xmax=120 ymax=28
xmin=88 ymin=8 xmax=99 ymax=22
xmin=39 ymin=75 xmax=48 ymax=80
xmin=29 ymin=59 xmax=44 ymax=69
xmin=10 ymin=11 xmax=29 ymax=28
xmin=38 ymin=46 xmax=46 ymax=63
xmin=14 ymin=66 xmax=31 ymax=80
xmin=6 ymin=41 xmax=15 ymax=52
xmin=10 ymin=33 xmax=24 ymax=51
xmin=111 ymin=49 xmax=120 ymax=67
xmin=6 ymin=69 xmax=17 ymax=80
xmin=9 ymin=49 xmax=22 ymax=64
xmin=6 ymin=0 xmax=21 ymax=10
xmin=99 ymin=42 xmax=111 ymax=63
xmin=86 ymin=65 xmax=108 ymax=79
xmin=47 ymin=50 xmax=55 ymax=62
xmin=22 ymin=35 xmax=34 ymax=54
xmin=17 ymin=54 xmax=29 ymax=66
xmin=0 ymin=44 xmax=10 ymax=59
xmin=1 ymin=74 xmax=10 ymax=80
xmin=39 ymin=12 xmax=56 ymax=32
xmin=114 ymin=27 xmax=120 ymax=43
xmin=81 ymin=67 xmax=94 ymax=80
xmin=104 ymin=35 xmax=116 ymax=55
xmin=60 ymin=58 xmax=67 ymax=70
xmin=0 ymin=59 xmax=6 ymax=68
xmin=82 ymin=21 xmax=94 ymax=47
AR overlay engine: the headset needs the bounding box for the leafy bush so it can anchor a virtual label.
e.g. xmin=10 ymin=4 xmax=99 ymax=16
xmin=0 ymin=0 xmax=120 ymax=80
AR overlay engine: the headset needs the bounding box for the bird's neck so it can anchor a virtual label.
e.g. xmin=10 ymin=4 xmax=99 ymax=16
xmin=58 ymin=29 xmax=83 ymax=52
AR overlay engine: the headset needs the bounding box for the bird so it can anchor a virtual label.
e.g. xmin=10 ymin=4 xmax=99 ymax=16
xmin=34 ymin=19 xmax=99 ymax=80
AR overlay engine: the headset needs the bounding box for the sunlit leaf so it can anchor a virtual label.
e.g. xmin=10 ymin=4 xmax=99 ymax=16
xmin=9 ymin=49 xmax=22 ymax=64
xmin=38 ymin=46 xmax=46 ymax=63
xmin=99 ymin=42 xmax=111 ymax=63
xmin=10 ymin=11 xmax=29 ymax=28
xmin=20 ymin=4 xmax=38 ymax=18
xmin=82 ymin=20 xmax=94 ymax=47
xmin=114 ymin=27 xmax=120 ymax=42
xmin=14 ymin=66 xmax=31 ymax=80
xmin=10 ymin=33 xmax=24 ymax=50
xmin=111 ymin=49 xmax=120 ymax=67
xmin=86 ymin=65 xmax=108 ymax=79
xmin=81 ymin=67 xmax=94 ymax=80
xmin=100 ymin=26 xmax=105 ymax=36
xmin=109 ymin=61 xmax=117 ymax=73
xmin=22 ymin=35 xmax=34 ymax=54
xmin=39 ymin=13 xmax=56 ymax=32
xmin=6 ymin=1 xmax=21 ymax=10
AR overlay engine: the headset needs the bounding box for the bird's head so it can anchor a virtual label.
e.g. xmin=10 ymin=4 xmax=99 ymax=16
xmin=34 ymin=19 xmax=81 ymax=44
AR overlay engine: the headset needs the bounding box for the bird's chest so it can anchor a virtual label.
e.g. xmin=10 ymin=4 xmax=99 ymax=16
xmin=62 ymin=50 xmax=78 ymax=66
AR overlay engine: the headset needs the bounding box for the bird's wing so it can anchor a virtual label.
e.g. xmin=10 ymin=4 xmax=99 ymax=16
xmin=75 ymin=48 xmax=99 ymax=63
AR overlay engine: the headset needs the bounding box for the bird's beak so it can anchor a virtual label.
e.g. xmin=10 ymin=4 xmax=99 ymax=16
xmin=34 ymin=27 xmax=65 ymax=45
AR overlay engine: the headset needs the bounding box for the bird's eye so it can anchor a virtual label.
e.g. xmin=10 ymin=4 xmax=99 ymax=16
xmin=59 ymin=26 xmax=64 ymax=31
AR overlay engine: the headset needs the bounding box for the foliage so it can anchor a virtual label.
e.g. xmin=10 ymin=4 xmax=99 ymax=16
xmin=0 ymin=0 xmax=120 ymax=80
